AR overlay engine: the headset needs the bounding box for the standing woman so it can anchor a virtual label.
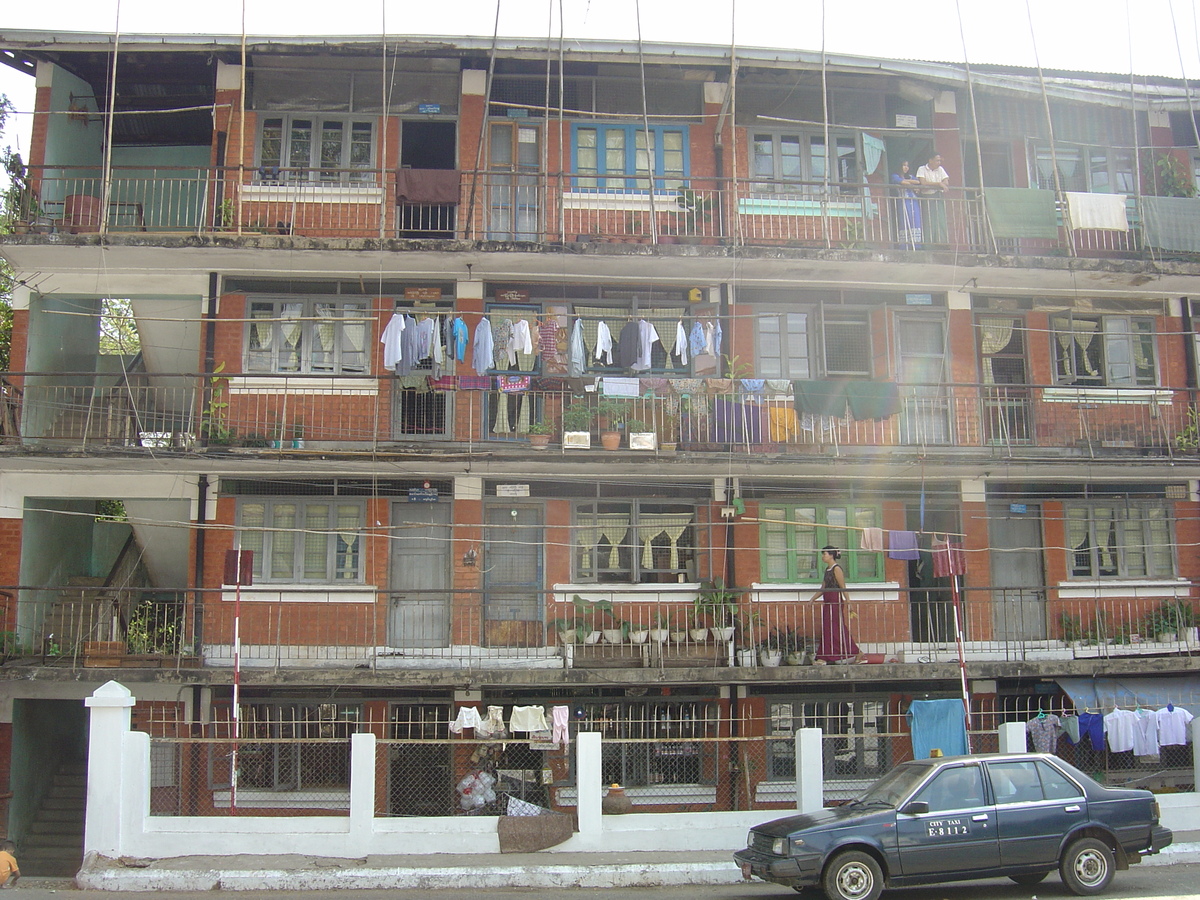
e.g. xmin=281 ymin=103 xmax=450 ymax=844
xmin=890 ymin=161 xmax=922 ymax=249
xmin=811 ymin=546 xmax=863 ymax=664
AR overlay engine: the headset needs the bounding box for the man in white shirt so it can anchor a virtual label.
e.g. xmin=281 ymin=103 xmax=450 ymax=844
xmin=916 ymin=153 xmax=950 ymax=243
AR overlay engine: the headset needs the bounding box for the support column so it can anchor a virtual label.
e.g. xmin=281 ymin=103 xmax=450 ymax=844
xmin=576 ymin=731 xmax=603 ymax=836
xmin=998 ymin=721 xmax=1027 ymax=753
xmin=84 ymin=681 xmax=135 ymax=857
xmin=348 ymin=732 xmax=376 ymax=843
xmin=795 ymin=727 xmax=823 ymax=813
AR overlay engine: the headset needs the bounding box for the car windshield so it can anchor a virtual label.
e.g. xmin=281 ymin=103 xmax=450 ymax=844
xmin=854 ymin=763 xmax=931 ymax=808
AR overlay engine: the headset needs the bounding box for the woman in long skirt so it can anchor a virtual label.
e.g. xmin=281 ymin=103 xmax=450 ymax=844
xmin=811 ymin=546 xmax=864 ymax=664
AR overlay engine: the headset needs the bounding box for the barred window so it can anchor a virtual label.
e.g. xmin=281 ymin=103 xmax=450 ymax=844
xmin=245 ymin=298 xmax=370 ymax=375
xmin=572 ymin=123 xmax=688 ymax=190
xmin=578 ymin=701 xmax=720 ymax=787
xmin=258 ymin=115 xmax=375 ymax=183
xmin=757 ymin=309 xmax=871 ymax=379
xmin=765 ymin=699 xmax=892 ymax=783
xmin=1066 ymin=503 xmax=1174 ymax=578
xmin=760 ymin=504 xmax=883 ymax=583
xmin=237 ymin=498 xmax=365 ymax=583
xmin=574 ymin=501 xmax=695 ymax=583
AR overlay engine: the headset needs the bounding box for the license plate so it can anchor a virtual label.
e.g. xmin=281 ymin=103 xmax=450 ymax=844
xmin=741 ymin=862 xmax=752 ymax=880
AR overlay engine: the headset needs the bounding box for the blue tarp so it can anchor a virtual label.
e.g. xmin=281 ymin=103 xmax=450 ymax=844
xmin=1056 ymin=676 xmax=1200 ymax=712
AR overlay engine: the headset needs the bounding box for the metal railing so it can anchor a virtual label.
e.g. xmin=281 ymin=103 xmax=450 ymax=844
xmin=7 ymin=165 xmax=1161 ymax=259
xmin=5 ymin=373 xmax=1196 ymax=460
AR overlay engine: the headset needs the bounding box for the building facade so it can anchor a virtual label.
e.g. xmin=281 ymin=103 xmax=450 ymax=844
xmin=0 ymin=29 xmax=1199 ymax=868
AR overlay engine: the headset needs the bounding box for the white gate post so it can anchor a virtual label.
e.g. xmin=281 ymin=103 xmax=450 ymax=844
xmin=576 ymin=731 xmax=603 ymax=836
xmin=84 ymin=681 xmax=136 ymax=858
xmin=998 ymin=721 xmax=1027 ymax=753
xmin=795 ymin=727 xmax=823 ymax=813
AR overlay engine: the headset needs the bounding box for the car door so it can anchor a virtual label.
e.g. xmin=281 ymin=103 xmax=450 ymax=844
xmin=987 ymin=758 xmax=1087 ymax=868
xmin=895 ymin=762 xmax=1002 ymax=877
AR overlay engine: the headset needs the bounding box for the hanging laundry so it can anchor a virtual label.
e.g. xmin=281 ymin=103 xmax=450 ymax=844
xmin=449 ymin=706 xmax=483 ymax=735
xmin=538 ymin=318 xmax=559 ymax=359
xmin=1077 ymin=710 xmax=1104 ymax=751
xmin=567 ymin=319 xmax=586 ymax=377
xmin=688 ymin=320 xmax=707 ymax=358
xmin=451 ymin=316 xmax=469 ymax=362
xmin=713 ymin=320 xmax=723 ymax=357
xmin=1059 ymin=714 xmax=1080 ymax=745
xmin=594 ymin=321 xmax=614 ymax=365
xmin=887 ymin=530 xmax=920 ymax=560
xmin=674 ymin=320 xmax=689 ymax=365
xmin=509 ymin=705 xmax=549 ymax=733
xmin=476 ymin=705 xmax=507 ymax=738
xmin=492 ymin=318 xmax=514 ymax=369
xmin=497 ymin=375 xmax=531 ymax=393
xmin=1155 ymin=704 xmax=1194 ymax=746
xmin=601 ymin=376 xmax=640 ymax=398
xmin=1025 ymin=712 xmax=1060 ymax=754
xmin=634 ymin=319 xmax=660 ymax=372
xmin=551 ymin=705 xmax=570 ymax=746
xmin=380 ymin=312 xmax=406 ymax=371
xmin=906 ymin=698 xmax=968 ymax=759
xmin=1103 ymin=707 xmax=1137 ymax=753
xmin=509 ymin=318 xmax=533 ymax=366
xmin=397 ymin=314 xmax=421 ymax=375
xmin=617 ymin=320 xmax=640 ymax=369
xmin=471 ymin=317 xmax=494 ymax=376
xmin=859 ymin=527 xmax=884 ymax=552
xmin=1132 ymin=708 xmax=1160 ymax=757
xmin=931 ymin=538 xmax=967 ymax=577
xmin=414 ymin=317 xmax=436 ymax=361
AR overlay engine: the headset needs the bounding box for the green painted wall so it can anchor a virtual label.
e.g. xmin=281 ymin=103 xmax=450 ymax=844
xmin=110 ymin=145 xmax=212 ymax=230
xmin=9 ymin=699 xmax=86 ymax=850
xmin=41 ymin=66 xmax=105 ymax=217
xmin=17 ymin=501 xmax=95 ymax=642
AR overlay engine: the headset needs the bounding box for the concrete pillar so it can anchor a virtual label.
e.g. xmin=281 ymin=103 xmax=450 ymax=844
xmin=795 ymin=728 xmax=823 ymax=813
xmin=84 ymin=681 xmax=135 ymax=857
xmin=576 ymin=731 xmax=603 ymax=836
xmin=348 ymin=733 xmax=375 ymax=843
xmin=998 ymin=721 xmax=1027 ymax=753
xmin=1192 ymin=717 xmax=1200 ymax=789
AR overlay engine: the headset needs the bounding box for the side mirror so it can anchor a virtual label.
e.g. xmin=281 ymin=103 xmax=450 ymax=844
xmin=900 ymin=800 xmax=929 ymax=816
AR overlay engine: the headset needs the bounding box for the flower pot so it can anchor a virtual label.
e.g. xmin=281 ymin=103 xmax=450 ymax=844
xmin=582 ymin=630 xmax=602 ymax=644
xmin=669 ymin=630 xmax=688 ymax=643
xmin=737 ymin=648 xmax=759 ymax=668
xmin=689 ymin=627 xmax=710 ymax=642
xmin=648 ymin=628 xmax=669 ymax=643
xmin=760 ymin=649 xmax=783 ymax=667
xmin=602 ymin=784 xmax=633 ymax=815
xmin=786 ymin=651 xmax=807 ymax=666
xmin=629 ymin=629 xmax=650 ymax=644
xmin=713 ymin=625 xmax=736 ymax=642
xmin=562 ymin=431 xmax=591 ymax=449
xmin=1158 ymin=631 xmax=1178 ymax=644
xmin=628 ymin=432 xmax=657 ymax=450
xmin=602 ymin=628 xmax=625 ymax=644
xmin=557 ymin=627 xmax=579 ymax=644
xmin=600 ymin=430 xmax=622 ymax=451
xmin=529 ymin=433 xmax=552 ymax=450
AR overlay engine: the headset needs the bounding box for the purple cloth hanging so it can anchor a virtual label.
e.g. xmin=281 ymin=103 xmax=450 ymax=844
xmin=712 ymin=399 xmax=763 ymax=443
xmin=888 ymin=530 xmax=920 ymax=560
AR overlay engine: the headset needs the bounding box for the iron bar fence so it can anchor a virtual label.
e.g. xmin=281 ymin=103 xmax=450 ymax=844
xmin=8 ymin=165 xmax=1162 ymax=259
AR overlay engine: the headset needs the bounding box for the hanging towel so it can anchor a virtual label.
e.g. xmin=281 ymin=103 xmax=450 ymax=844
xmin=792 ymin=380 xmax=848 ymax=417
xmin=931 ymin=539 xmax=967 ymax=577
xmin=601 ymin=376 xmax=641 ymax=398
xmin=510 ymin=705 xmax=549 ymax=733
xmin=906 ymin=698 xmax=968 ymax=759
xmin=1065 ymin=192 xmax=1128 ymax=231
xmin=860 ymin=527 xmax=884 ymax=552
xmin=845 ymin=381 xmax=901 ymax=420
xmin=985 ymin=187 xmax=1060 ymax=239
xmin=457 ymin=375 xmax=492 ymax=391
xmin=449 ymin=706 xmax=483 ymax=734
xmin=888 ymin=530 xmax=920 ymax=560
xmin=497 ymin=375 xmax=530 ymax=393
xmin=1142 ymin=196 xmax=1200 ymax=253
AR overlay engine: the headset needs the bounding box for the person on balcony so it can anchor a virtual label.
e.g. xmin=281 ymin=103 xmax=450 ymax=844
xmin=916 ymin=153 xmax=950 ymax=244
xmin=891 ymin=160 xmax=923 ymax=249
xmin=810 ymin=546 xmax=865 ymax=664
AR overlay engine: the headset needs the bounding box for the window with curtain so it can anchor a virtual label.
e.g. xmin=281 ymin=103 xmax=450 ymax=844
xmin=760 ymin=504 xmax=883 ymax=583
xmin=574 ymin=501 xmax=695 ymax=583
xmin=237 ymin=498 xmax=364 ymax=583
xmin=571 ymin=123 xmax=688 ymax=190
xmin=1031 ymin=142 xmax=1135 ymax=193
xmin=1050 ymin=314 xmax=1155 ymax=386
xmin=1066 ymin=502 xmax=1174 ymax=578
xmin=258 ymin=115 xmax=375 ymax=183
xmin=977 ymin=315 xmax=1027 ymax=384
xmin=246 ymin=298 xmax=369 ymax=375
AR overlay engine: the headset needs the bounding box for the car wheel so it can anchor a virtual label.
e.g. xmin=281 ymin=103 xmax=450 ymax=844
xmin=1010 ymin=872 xmax=1050 ymax=885
xmin=1060 ymin=837 xmax=1115 ymax=895
xmin=822 ymin=850 xmax=883 ymax=900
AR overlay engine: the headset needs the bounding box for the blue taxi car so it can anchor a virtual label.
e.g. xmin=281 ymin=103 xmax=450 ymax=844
xmin=734 ymin=752 xmax=1171 ymax=900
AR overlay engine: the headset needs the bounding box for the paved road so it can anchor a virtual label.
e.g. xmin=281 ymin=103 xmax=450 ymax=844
xmin=11 ymin=862 xmax=1200 ymax=899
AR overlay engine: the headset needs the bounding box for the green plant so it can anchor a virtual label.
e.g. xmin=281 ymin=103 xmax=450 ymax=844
xmin=595 ymin=398 xmax=630 ymax=429
xmin=1155 ymin=154 xmax=1197 ymax=198
xmin=696 ymin=578 xmax=740 ymax=628
xmin=625 ymin=418 xmax=651 ymax=433
xmin=217 ymin=197 xmax=237 ymax=228
xmin=527 ymin=419 xmax=556 ymax=435
xmin=202 ymin=361 xmax=236 ymax=445
xmin=1058 ymin=612 xmax=1085 ymax=644
xmin=1177 ymin=406 xmax=1199 ymax=452
xmin=561 ymin=401 xmax=593 ymax=432
xmin=1144 ymin=599 xmax=1196 ymax=637
xmin=125 ymin=599 xmax=181 ymax=655
xmin=674 ymin=188 xmax=712 ymax=234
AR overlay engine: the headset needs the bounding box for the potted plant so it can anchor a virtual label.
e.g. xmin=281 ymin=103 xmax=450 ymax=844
xmin=570 ymin=594 xmax=616 ymax=645
xmin=626 ymin=418 xmax=657 ymax=451
xmin=669 ymin=611 xmax=689 ymax=644
xmin=527 ymin=419 xmax=555 ymax=450
xmin=757 ymin=631 xmax=783 ymax=667
xmin=696 ymin=578 xmax=740 ymax=642
xmin=673 ymin=188 xmax=713 ymax=243
xmin=291 ymin=420 xmax=305 ymax=449
xmin=687 ymin=603 xmax=710 ymax=643
xmin=595 ymin=399 xmax=627 ymax=450
xmin=554 ymin=618 xmax=583 ymax=644
xmin=561 ymin=401 xmax=593 ymax=449
xmin=648 ymin=611 xmax=671 ymax=644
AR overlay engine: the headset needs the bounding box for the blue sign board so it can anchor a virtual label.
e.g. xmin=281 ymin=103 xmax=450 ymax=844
xmin=905 ymin=293 xmax=934 ymax=305
xmin=408 ymin=488 xmax=439 ymax=502
xmin=418 ymin=104 xmax=441 ymax=115
xmin=1010 ymin=503 xmax=1027 ymax=514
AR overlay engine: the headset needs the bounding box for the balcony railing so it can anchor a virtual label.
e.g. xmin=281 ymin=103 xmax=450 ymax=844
xmin=12 ymin=583 xmax=1196 ymax=671
xmin=7 ymin=165 xmax=1160 ymax=259
xmin=4 ymin=373 xmax=1196 ymax=460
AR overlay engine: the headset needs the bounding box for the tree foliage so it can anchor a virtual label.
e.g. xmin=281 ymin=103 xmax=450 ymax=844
xmin=0 ymin=93 xmax=15 ymax=371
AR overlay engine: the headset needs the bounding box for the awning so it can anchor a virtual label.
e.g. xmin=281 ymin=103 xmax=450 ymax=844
xmin=1056 ymin=676 xmax=1200 ymax=712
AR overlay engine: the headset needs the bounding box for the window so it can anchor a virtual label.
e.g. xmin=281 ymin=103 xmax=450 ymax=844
xmin=572 ymin=124 xmax=687 ymax=190
xmin=238 ymin=498 xmax=365 ymax=583
xmin=1050 ymin=314 xmax=1156 ymax=386
xmin=230 ymin=702 xmax=361 ymax=792
xmin=1031 ymin=142 xmax=1135 ymax=194
xmin=99 ymin=298 xmax=141 ymax=356
xmin=578 ymin=701 xmax=719 ymax=787
xmin=914 ymin=765 xmax=986 ymax=811
xmin=574 ymin=501 xmax=695 ymax=583
xmin=245 ymin=299 xmax=370 ymax=375
xmin=1066 ymin=502 xmax=1173 ymax=578
xmin=757 ymin=309 xmax=871 ymax=379
xmin=765 ymin=699 xmax=891 ymax=783
xmin=760 ymin=505 xmax=883 ymax=583
xmin=752 ymin=131 xmax=860 ymax=193
xmin=258 ymin=115 xmax=375 ymax=183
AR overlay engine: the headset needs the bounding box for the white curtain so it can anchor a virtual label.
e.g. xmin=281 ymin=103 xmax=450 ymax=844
xmin=637 ymin=514 xmax=692 ymax=570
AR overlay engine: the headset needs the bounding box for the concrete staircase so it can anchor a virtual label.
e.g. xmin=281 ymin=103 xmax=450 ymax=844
xmin=20 ymin=760 xmax=85 ymax=877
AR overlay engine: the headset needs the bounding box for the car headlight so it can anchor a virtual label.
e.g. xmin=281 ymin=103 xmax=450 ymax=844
xmin=772 ymin=837 xmax=788 ymax=856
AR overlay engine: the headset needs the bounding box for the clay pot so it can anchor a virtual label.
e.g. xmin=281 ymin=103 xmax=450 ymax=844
xmin=602 ymin=784 xmax=633 ymax=815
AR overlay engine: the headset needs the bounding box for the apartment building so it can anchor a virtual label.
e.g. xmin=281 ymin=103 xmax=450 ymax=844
xmin=0 ymin=28 xmax=1198 ymax=868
